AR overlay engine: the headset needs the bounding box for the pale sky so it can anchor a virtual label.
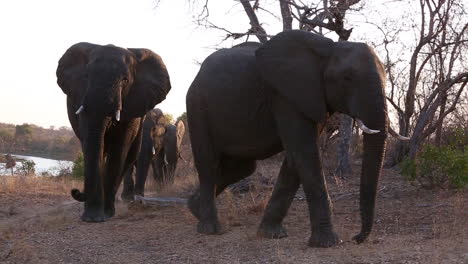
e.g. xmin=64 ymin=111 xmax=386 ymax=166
xmin=0 ymin=0 xmax=409 ymax=128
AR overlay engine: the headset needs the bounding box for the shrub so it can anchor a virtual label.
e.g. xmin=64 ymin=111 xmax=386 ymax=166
xmin=72 ymin=152 xmax=84 ymax=180
xmin=19 ymin=160 xmax=36 ymax=176
xmin=401 ymin=144 xmax=467 ymax=189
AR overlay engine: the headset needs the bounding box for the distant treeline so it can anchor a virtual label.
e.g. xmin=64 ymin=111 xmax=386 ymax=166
xmin=0 ymin=122 xmax=80 ymax=161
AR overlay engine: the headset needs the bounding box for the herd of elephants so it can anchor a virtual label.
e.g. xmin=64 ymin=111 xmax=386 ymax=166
xmin=56 ymin=30 xmax=408 ymax=248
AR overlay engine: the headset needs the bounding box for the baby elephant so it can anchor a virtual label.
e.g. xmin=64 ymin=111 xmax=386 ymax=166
xmin=122 ymin=109 xmax=185 ymax=200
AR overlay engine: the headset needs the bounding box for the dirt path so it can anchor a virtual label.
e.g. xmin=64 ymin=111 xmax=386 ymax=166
xmin=1 ymin=168 xmax=467 ymax=264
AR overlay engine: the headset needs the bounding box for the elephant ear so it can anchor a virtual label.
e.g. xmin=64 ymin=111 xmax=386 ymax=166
xmin=255 ymin=30 xmax=334 ymax=122
xmin=175 ymin=120 xmax=186 ymax=150
xmin=56 ymin=42 xmax=99 ymax=98
xmin=125 ymin=49 xmax=171 ymax=118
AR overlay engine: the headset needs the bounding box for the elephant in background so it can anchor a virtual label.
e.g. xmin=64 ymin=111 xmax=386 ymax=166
xmin=186 ymin=30 xmax=407 ymax=247
xmin=121 ymin=108 xmax=185 ymax=200
xmin=56 ymin=42 xmax=171 ymax=222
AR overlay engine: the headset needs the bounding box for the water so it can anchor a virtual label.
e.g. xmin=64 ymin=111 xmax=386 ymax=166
xmin=0 ymin=154 xmax=73 ymax=176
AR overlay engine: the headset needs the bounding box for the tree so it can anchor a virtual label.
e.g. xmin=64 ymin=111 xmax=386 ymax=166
xmin=176 ymin=112 xmax=187 ymax=124
xmin=0 ymin=129 xmax=15 ymax=153
xmin=372 ymin=0 xmax=468 ymax=162
xmin=4 ymin=154 xmax=16 ymax=175
xmin=19 ymin=160 xmax=36 ymax=176
xmin=164 ymin=113 xmax=174 ymax=124
xmin=15 ymin=123 xmax=33 ymax=139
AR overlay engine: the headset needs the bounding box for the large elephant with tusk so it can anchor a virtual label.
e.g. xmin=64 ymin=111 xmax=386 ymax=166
xmin=56 ymin=42 xmax=171 ymax=222
xmin=186 ymin=30 xmax=408 ymax=247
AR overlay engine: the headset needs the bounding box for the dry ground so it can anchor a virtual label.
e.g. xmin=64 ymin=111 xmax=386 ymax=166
xmin=0 ymin=155 xmax=467 ymax=264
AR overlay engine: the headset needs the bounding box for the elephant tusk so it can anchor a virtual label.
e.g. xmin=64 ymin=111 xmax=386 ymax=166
xmin=356 ymin=119 xmax=380 ymax=134
xmin=152 ymin=146 xmax=156 ymax=155
xmin=389 ymin=127 xmax=410 ymax=141
xmin=164 ymin=155 xmax=169 ymax=165
xmin=75 ymin=105 xmax=84 ymax=115
xmin=115 ymin=110 xmax=120 ymax=122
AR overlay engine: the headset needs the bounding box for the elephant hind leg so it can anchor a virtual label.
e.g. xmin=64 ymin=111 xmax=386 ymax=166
xmin=121 ymin=166 xmax=135 ymax=202
xmin=187 ymin=107 xmax=223 ymax=234
xmin=189 ymin=157 xmax=256 ymax=220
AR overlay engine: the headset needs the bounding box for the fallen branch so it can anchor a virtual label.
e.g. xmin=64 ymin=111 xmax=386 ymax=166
xmin=134 ymin=195 xmax=188 ymax=206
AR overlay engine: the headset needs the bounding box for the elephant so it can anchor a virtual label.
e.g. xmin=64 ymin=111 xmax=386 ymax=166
xmin=56 ymin=42 xmax=171 ymax=222
xmin=186 ymin=30 xmax=407 ymax=247
xmin=121 ymin=108 xmax=185 ymax=200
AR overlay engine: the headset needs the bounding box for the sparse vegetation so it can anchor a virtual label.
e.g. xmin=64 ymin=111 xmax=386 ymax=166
xmin=401 ymin=144 xmax=467 ymax=189
xmin=71 ymin=152 xmax=84 ymax=180
xmin=0 ymin=122 xmax=80 ymax=161
xmin=18 ymin=160 xmax=36 ymax=176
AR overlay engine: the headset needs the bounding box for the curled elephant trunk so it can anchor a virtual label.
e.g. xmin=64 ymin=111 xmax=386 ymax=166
xmin=71 ymin=188 xmax=87 ymax=201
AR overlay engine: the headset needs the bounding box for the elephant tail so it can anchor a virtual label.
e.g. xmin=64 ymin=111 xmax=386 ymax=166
xmin=71 ymin=189 xmax=87 ymax=202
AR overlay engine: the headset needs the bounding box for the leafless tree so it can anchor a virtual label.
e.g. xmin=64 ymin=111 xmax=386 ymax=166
xmin=372 ymin=0 xmax=468 ymax=161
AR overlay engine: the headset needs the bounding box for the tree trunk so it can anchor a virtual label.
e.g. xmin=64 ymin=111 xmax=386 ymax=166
xmin=435 ymin=92 xmax=447 ymax=146
xmin=335 ymin=114 xmax=353 ymax=178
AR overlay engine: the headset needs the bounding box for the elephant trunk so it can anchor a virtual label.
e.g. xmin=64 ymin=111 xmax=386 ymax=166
xmin=354 ymin=111 xmax=387 ymax=243
xmin=71 ymin=119 xmax=107 ymax=206
xmin=134 ymin=139 xmax=153 ymax=196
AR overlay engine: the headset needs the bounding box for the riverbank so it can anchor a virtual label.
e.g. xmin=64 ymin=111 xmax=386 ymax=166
xmin=0 ymin=153 xmax=73 ymax=176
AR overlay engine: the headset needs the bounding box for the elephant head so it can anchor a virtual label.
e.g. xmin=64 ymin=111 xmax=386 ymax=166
xmin=145 ymin=109 xmax=185 ymax=159
xmin=56 ymin=43 xmax=170 ymax=221
xmin=256 ymin=30 xmax=389 ymax=243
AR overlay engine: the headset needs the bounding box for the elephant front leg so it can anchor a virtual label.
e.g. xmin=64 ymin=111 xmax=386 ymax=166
xmin=258 ymin=157 xmax=300 ymax=239
xmin=272 ymin=100 xmax=339 ymax=247
xmin=104 ymin=120 xmax=143 ymax=218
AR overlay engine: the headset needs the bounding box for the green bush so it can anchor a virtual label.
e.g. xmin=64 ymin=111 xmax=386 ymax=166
xmin=19 ymin=160 xmax=36 ymax=176
xmin=401 ymin=144 xmax=467 ymax=189
xmin=72 ymin=152 xmax=84 ymax=180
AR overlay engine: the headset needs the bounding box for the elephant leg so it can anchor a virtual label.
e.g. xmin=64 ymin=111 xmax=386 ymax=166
xmin=121 ymin=165 xmax=135 ymax=201
xmin=194 ymin=158 xmax=221 ymax=235
xmin=272 ymin=99 xmax=339 ymax=248
xmin=152 ymin=153 xmax=165 ymax=186
xmin=188 ymin=157 xmax=256 ymax=220
xmin=187 ymin=110 xmax=224 ymax=234
xmin=257 ymin=157 xmax=300 ymax=239
xmin=133 ymin=158 xmax=152 ymax=197
xmin=104 ymin=120 xmax=143 ymax=218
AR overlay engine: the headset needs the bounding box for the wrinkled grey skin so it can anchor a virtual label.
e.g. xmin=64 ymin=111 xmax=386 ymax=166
xmin=56 ymin=43 xmax=171 ymax=222
xmin=186 ymin=30 xmax=388 ymax=247
xmin=121 ymin=109 xmax=185 ymax=200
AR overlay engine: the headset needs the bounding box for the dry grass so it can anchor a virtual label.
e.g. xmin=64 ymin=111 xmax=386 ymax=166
xmin=1 ymin=143 xmax=467 ymax=263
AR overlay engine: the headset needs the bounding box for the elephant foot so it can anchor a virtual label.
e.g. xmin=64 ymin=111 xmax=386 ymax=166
xmin=197 ymin=219 xmax=224 ymax=235
xmin=81 ymin=208 xmax=106 ymax=223
xmin=121 ymin=192 xmax=135 ymax=202
xmin=187 ymin=191 xmax=200 ymax=219
xmin=352 ymin=231 xmax=370 ymax=244
xmin=104 ymin=206 xmax=115 ymax=220
xmin=308 ymin=230 xmax=341 ymax=248
xmin=257 ymin=223 xmax=288 ymax=239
